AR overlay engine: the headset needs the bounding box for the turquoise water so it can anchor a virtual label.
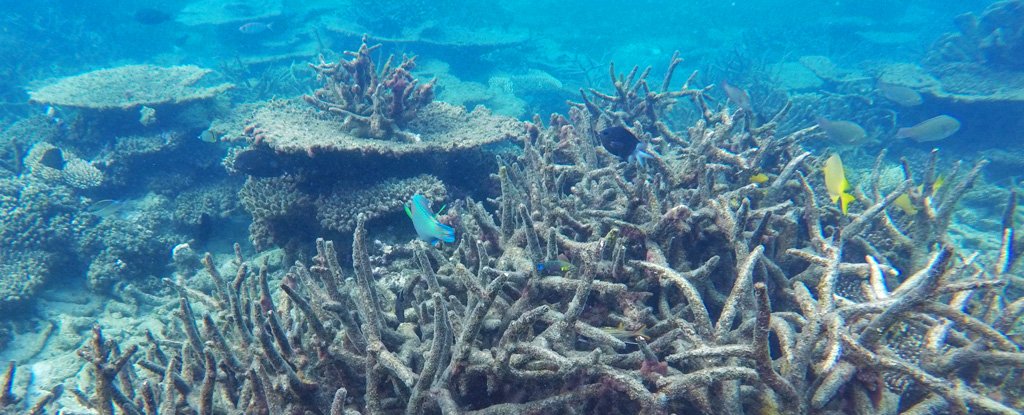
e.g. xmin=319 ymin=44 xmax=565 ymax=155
xmin=1 ymin=1 xmax=1023 ymax=413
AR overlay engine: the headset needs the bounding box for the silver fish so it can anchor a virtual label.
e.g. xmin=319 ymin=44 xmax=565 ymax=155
xmin=239 ymin=22 xmax=273 ymax=34
xmin=86 ymin=199 xmax=125 ymax=218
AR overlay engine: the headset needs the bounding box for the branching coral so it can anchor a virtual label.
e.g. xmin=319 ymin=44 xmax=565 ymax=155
xmin=304 ymin=35 xmax=436 ymax=142
xmin=75 ymin=53 xmax=1023 ymax=414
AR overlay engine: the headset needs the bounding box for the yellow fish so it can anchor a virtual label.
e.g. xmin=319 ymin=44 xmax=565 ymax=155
xmin=750 ymin=173 xmax=769 ymax=184
xmin=894 ymin=175 xmax=943 ymax=215
xmin=823 ymin=154 xmax=855 ymax=214
xmin=893 ymin=194 xmax=918 ymax=215
xmin=931 ymin=175 xmax=945 ymax=194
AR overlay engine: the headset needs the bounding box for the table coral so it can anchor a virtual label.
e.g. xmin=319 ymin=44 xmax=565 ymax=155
xmin=28 ymin=65 xmax=233 ymax=111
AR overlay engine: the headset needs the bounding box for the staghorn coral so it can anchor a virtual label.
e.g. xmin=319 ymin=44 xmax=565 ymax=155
xmin=303 ymin=35 xmax=436 ymax=142
xmin=71 ymin=54 xmax=1024 ymax=415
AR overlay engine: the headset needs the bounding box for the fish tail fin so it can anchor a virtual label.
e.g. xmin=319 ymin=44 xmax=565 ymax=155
xmin=840 ymin=193 xmax=855 ymax=215
xmin=404 ymin=202 xmax=413 ymax=219
xmin=267 ymin=22 xmax=275 ymax=31
xmin=435 ymin=222 xmax=456 ymax=243
xmin=895 ymin=128 xmax=910 ymax=139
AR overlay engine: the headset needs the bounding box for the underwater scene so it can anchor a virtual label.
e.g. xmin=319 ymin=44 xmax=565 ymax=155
xmin=2 ymin=0 xmax=1024 ymax=413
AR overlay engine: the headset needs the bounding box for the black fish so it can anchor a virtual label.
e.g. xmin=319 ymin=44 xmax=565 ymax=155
xmin=134 ymin=8 xmax=172 ymax=25
xmin=232 ymin=147 xmax=283 ymax=177
xmin=39 ymin=148 xmax=65 ymax=170
xmin=194 ymin=213 xmax=212 ymax=248
xmin=599 ymin=126 xmax=640 ymax=159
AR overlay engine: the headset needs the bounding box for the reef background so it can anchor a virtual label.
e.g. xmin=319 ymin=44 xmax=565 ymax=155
xmin=1 ymin=1 xmax=1024 ymax=414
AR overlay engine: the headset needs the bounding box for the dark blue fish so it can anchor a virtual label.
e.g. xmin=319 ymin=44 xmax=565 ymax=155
xmin=39 ymin=148 xmax=65 ymax=170
xmin=232 ymin=147 xmax=283 ymax=177
xmin=599 ymin=126 xmax=658 ymax=166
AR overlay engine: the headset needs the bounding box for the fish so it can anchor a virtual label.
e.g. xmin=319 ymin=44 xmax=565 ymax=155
xmin=86 ymin=199 xmax=125 ymax=218
xmin=893 ymin=175 xmax=944 ymax=215
xmin=600 ymin=323 xmax=651 ymax=343
xmin=893 ymin=194 xmax=918 ymax=215
xmin=876 ymin=81 xmax=922 ymax=107
xmin=134 ymin=8 xmax=172 ymax=25
xmin=823 ymin=154 xmax=855 ymax=215
xmin=721 ymin=81 xmax=752 ymax=112
xmin=404 ymin=194 xmax=456 ymax=246
xmin=750 ymin=173 xmax=769 ymax=184
xmin=536 ymin=257 xmax=575 ymax=276
xmin=817 ymin=116 xmax=868 ymax=145
xmin=598 ymin=126 xmax=659 ymax=166
xmin=239 ymin=22 xmax=274 ymax=34
xmin=39 ymin=148 xmax=65 ymax=170
xmin=198 ymin=130 xmax=218 ymax=143
xmin=232 ymin=147 xmax=283 ymax=177
xmin=896 ymin=115 xmax=960 ymax=142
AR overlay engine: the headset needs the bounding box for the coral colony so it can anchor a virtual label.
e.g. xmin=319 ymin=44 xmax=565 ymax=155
xmin=2 ymin=8 xmax=1024 ymax=412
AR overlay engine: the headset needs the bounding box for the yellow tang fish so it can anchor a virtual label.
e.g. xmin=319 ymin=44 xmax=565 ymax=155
xmin=823 ymin=154 xmax=855 ymax=215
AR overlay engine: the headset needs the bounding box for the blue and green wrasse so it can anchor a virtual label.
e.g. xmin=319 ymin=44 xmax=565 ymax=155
xmin=404 ymin=194 xmax=455 ymax=246
xmin=536 ymin=258 xmax=575 ymax=276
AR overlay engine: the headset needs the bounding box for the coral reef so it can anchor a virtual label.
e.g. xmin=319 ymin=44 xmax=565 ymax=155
xmin=926 ymin=0 xmax=1024 ymax=71
xmin=69 ymin=54 xmax=1024 ymax=414
xmin=224 ymin=38 xmax=526 ymax=250
xmin=303 ymin=35 xmax=436 ymax=142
